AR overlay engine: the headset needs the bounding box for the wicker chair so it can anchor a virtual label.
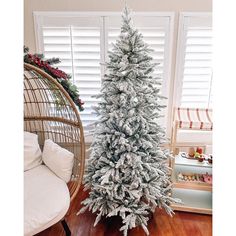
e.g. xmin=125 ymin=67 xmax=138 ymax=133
xmin=24 ymin=63 xmax=85 ymax=235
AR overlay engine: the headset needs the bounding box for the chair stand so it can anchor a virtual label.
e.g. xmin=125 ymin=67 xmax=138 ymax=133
xmin=61 ymin=219 xmax=71 ymax=236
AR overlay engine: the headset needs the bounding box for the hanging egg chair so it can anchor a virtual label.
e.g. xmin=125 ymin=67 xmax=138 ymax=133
xmin=24 ymin=62 xmax=85 ymax=235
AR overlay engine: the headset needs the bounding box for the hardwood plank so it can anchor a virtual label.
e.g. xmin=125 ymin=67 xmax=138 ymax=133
xmin=36 ymin=188 xmax=212 ymax=236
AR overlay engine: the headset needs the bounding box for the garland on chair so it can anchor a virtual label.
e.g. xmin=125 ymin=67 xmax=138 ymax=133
xmin=24 ymin=46 xmax=84 ymax=111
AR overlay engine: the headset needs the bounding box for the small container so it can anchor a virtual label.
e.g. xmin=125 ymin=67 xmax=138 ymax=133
xmin=198 ymin=156 xmax=204 ymax=162
xmin=188 ymin=147 xmax=195 ymax=157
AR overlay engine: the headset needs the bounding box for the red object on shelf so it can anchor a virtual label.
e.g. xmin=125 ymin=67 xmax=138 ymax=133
xmin=196 ymin=147 xmax=203 ymax=154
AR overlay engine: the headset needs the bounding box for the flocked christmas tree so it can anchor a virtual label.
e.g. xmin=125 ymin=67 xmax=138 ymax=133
xmin=79 ymin=7 xmax=180 ymax=236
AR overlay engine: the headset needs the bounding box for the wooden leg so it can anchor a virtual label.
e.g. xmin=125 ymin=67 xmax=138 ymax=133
xmin=61 ymin=219 xmax=71 ymax=236
xmin=171 ymin=122 xmax=178 ymax=156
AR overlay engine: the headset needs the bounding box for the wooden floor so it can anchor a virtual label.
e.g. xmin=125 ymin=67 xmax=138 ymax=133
xmin=36 ymin=188 xmax=212 ymax=236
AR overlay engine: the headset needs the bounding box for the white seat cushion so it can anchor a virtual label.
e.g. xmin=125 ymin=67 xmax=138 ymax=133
xmin=24 ymin=165 xmax=70 ymax=236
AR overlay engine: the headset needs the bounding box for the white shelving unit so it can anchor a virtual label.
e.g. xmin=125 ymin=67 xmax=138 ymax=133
xmin=170 ymin=108 xmax=212 ymax=214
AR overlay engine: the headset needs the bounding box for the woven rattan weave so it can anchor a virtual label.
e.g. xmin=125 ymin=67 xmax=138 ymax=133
xmin=24 ymin=63 xmax=85 ymax=207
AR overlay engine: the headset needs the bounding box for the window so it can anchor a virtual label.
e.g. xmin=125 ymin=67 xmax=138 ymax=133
xmin=175 ymin=13 xmax=212 ymax=108
xmin=34 ymin=12 xmax=174 ymax=131
xmin=35 ymin=15 xmax=103 ymax=128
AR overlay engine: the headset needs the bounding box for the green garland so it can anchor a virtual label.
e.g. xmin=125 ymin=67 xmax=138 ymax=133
xmin=24 ymin=46 xmax=84 ymax=111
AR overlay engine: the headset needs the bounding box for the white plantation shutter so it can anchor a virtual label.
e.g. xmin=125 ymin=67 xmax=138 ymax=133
xmin=72 ymin=27 xmax=101 ymax=127
xmin=34 ymin=13 xmax=173 ymax=130
xmin=40 ymin=17 xmax=102 ymax=128
xmin=177 ymin=13 xmax=212 ymax=108
xmin=43 ymin=27 xmax=73 ymax=74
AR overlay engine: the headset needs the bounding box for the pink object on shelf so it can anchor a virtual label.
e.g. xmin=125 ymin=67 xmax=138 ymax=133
xmin=203 ymin=173 xmax=212 ymax=184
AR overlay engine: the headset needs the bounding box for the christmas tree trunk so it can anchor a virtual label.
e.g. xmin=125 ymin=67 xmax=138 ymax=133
xmin=79 ymin=7 xmax=180 ymax=236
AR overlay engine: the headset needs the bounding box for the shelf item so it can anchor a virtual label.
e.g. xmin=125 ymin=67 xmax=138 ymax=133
xmin=171 ymin=189 xmax=212 ymax=215
xmin=203 ymin=173 xmax=212 ymax=184
xmin=208 ymin=155 xmax=213 ymax=164
xmin=177 ymin=172 xmax=199 ymax=182
xmin=181 ymin=151 xmax=196 ymax=160
xmin=188 ymin=147 xmax=195 ymax=157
